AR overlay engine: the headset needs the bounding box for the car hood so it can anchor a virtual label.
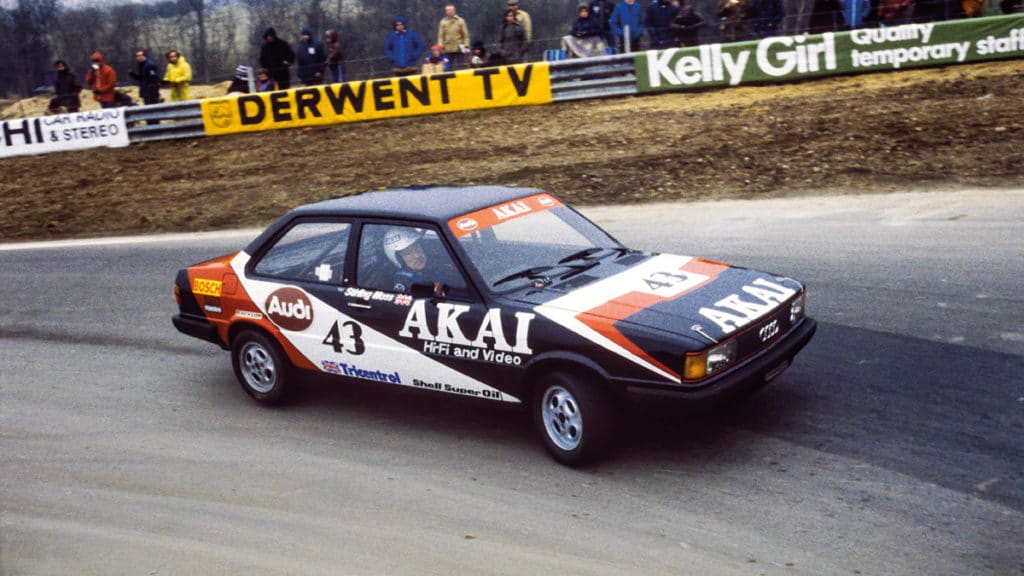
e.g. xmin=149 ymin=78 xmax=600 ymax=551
xmin=520 ymin=252 xmax=803 ymax=344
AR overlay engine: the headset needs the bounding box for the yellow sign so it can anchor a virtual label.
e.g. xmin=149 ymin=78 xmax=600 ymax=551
xmin=192 ymin=278 xmax=223 ymax=297
xmin=201 ymin=64 xmax=553 ymax=136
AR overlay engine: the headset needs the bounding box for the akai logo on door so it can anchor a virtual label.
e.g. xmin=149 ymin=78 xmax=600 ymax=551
xmin=265 ymin=287 xmax=314 ymax=331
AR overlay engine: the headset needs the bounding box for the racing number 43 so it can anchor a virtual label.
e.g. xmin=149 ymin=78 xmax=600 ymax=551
xmin=322 ymin=320 xmax=366 ymax=355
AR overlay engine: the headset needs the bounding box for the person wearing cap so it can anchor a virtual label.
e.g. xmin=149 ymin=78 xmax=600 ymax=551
xmin=163 ymin=49 xmax=192 ymax=101
xmin=84 ymin=52 xmax=117 ymax=108
xmin=295 ymin=27 xmax=327 ymax=86
xmin=130 ymin=49 xmax=161 ymax=107
xmin=422 ymin=44 xmax=451 ymax=75
xmin=227 ymin=65 xmax=251 ymax=94
xmin=383 ymin=16 xmax=425 ymax=77
xmin=437 ymin=4 xmax=470 ymax=70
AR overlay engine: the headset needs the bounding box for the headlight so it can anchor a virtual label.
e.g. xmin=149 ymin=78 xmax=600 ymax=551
xmin=790 ymin=291 xmax=806 ymax=324
xmin=684 ymin=340 xmax=737 ymax=381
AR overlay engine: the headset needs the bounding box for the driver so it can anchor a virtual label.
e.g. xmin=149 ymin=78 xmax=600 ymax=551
xmin=383 ymin=227 xmax=433 ymax=293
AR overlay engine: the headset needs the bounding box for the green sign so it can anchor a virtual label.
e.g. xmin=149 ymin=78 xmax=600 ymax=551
xmin=635 ymin=14 xmax=1024 ymax=92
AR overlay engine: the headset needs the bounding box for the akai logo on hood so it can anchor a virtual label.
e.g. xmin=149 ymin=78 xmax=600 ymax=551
xmin=536 ymin=254 xmax=728 ymax=382
xmin=265 ymin=287 xmax=313 ymax=331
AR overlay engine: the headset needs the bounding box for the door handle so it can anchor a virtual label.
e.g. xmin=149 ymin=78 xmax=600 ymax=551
xmin=347 ymin=301 xmax=372 ymax=309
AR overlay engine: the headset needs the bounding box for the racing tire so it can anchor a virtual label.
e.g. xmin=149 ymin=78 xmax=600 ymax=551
xmin=533 ymin=371 xmax=617 ymax=466
xmin=231 ymin=329 xmax=290 ymax=404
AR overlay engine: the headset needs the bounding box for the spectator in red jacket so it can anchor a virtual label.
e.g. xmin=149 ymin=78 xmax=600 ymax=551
xmin=85 ymin=52 xmax=117 ymax=109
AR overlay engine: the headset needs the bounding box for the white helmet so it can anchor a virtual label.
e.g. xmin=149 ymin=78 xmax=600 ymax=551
xmin=382 ymin=227 xmax=423 ymax=267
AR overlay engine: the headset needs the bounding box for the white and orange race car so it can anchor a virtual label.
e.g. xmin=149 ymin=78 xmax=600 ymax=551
xmin=173 ymin=185 xmax=816 ymax=465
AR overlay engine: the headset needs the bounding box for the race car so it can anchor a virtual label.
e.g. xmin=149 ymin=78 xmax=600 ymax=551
xmin=172 ymin=185 xmax=816 ymax=465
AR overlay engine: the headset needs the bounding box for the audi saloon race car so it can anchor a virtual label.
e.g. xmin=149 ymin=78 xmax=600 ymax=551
xmin=172 ymin=185 xmax=817 ymax=465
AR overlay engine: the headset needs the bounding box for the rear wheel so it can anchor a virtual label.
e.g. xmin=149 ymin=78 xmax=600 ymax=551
xmin=231 ymin=330 xmax=289 ymax=404
xmin=534 ymin=371 xmax=617 ymax=466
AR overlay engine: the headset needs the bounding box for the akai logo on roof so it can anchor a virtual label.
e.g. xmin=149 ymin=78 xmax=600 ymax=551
xmin=493 ymin=200 xmax=531 ymax=220
xmin=265 ymin=287 xmax=314 ymax=331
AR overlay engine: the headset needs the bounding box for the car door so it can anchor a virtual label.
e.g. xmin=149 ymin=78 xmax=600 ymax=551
xmin=335 ymin=221 xmax=526 ymax=402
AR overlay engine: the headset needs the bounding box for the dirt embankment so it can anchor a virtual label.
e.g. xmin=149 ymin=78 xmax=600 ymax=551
xmin=1 ymin=59 xmax=1022 ymax=242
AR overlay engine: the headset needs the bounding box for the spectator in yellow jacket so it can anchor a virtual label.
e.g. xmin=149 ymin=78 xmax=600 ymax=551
xmin=163 ymin=49 xmax=192 ymax=101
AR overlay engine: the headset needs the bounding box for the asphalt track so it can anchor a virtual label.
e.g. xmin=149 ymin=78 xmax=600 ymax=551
xmin=1 ymin=189 xmax=1022 ymax=575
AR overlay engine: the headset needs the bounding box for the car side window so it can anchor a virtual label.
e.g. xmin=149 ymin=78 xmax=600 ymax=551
xmin=253 ymin=221 xmax=351 ymax=284
xmin=357 ymin=223 xmax=467 ymax=295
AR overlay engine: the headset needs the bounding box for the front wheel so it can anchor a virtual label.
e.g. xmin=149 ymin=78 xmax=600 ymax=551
xmin=533 ymin=372 xmax=617 ymax=466
xmin=231 ymin=330 xmax=290 ymax=404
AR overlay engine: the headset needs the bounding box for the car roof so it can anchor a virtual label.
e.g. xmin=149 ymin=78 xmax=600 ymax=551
xmin=245 ymin=185 xmax=545 ymax=253
xmin=291 ymin=185 xmax=544 ymax=222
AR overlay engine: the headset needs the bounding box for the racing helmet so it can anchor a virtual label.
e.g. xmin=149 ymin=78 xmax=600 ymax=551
xmin=382 ymin=227 xmax=423 ymax=268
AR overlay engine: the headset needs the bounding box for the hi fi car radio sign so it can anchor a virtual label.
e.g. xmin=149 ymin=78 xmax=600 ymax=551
xmin=201 ymin=64 xmax=552 ymax=136
xmin=0 ymin=109 xmax=129 ymax=158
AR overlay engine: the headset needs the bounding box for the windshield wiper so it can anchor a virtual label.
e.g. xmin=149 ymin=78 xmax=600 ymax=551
xmin=557 ymin=247 xmax=607 ymax=264
xmin=493 ymin=266 xmax=554 ymax=287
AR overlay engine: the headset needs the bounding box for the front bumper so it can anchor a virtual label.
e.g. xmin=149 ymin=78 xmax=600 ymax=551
xmin=624 ymin=316 xmax=818 ymax=402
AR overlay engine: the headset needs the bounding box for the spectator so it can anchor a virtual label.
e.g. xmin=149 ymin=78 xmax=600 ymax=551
xmin=1000 ymin=0 xmax=1022 ymax=12
xmin=296 ymin=27 xmax=327 ymax=86
xmin=260 ymin=27 xmax=295 ymax=90
xmin=499 ymin=8 xmax=528 ymax=63
xmin=562 ymin=4 xmax=609 ymax=58
xmin=325 ymin=29 xmax=345 ymax=83
xmin=438 ymin=4 xmax=471 ymax=70
xmin=914 ymin=0 xmax=959 ymax=21
xmin=960 ymin=0 xmax=985 ymax=15
xmin=671 ymin=0 xmax=706 ymax=46
xmin=48 ymin=60 xmax=81 ymax=114
xmin=227 ymin=65 xmax=251 ymax=94
xmin=469 ymin=40 xmax=491 ymax=68
xmin=808 ymin=0 xmax=846 ymax=31
xmin=422 ymin=44 xmax=451 ymax=75
xmin=717 ymin=0 xmax=752 ymax=42
xmin=507 ymin=0 xmax=533 ymax=57
xmin=255 ymin=68 xmax=277 ymax=92
xmin=610 ymin=0 xmax=645 ymax=53
xmin=843 ymin=0 xmax=872 ymax=28
xmin=646 ymin=0 xmax=680 ymax=50
xmin=163 ymin=49 xmax=192 ymax=102
xmin=384 ymin=16 xmax=425 ymax=77
xmin=85 ymin=52 xmax=117 ymax=109
xmin=877 ymin=0 xmax=914 ymax=25
xmin=749 ymin=0 xmax=784 ymax=38
xmin=589 ymin=0 xmax=617 ymax=47
xmin=130 ymin=49 xmax=161 ymax=107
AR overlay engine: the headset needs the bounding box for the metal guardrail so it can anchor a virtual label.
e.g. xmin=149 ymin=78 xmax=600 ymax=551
xmin=123 ymin=56 xmax=640 ymax=143
xmin=549 ymin=53 xmax=638 ymax=102
xmin=125 ymin=100 xmax=204 ymax=143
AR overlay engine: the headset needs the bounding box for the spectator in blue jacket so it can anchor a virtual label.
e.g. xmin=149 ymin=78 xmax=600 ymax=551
xmin=295 ymin=27 xmax=327 ymax=85
xmin=384 ymin=16 xmax=425 ymax=77
xmin=561 ymin=3 xmax=608 ymax=58
xmin=610 ymin=0 xmax=645 ymax=53
xmin=646 ymin=0 xmax=680 ymax=50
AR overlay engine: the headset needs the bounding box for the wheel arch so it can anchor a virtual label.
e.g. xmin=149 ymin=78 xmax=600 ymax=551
xmin=521 ymin=352 xmax=623 ymax=403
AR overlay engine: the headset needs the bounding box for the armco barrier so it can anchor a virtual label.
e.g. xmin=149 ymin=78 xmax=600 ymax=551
xmin=125 ymin=100 xmax=204 ymax=143
xmin=548 ymin=53 xmax=637 ymax=102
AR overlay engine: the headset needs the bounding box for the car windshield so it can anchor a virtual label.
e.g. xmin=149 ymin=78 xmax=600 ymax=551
xmin=448 ymin=193 xmax=624 ymax=292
